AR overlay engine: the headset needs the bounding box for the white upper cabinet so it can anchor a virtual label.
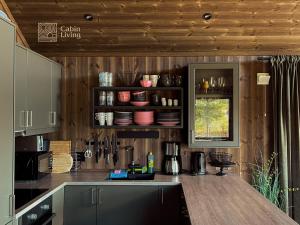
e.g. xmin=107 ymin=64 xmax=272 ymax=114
xmin=15 ymin=45 xmax=62 ymax=136
xmin=50 ymin=62 xmax=62 ymax=128
xmin=26 ymin=49 xmax=52 ymax=135
xmin=0 ymin=17 xmax=15 ymax=225
xmin=15 ymin=45 xmax=27 ymax=133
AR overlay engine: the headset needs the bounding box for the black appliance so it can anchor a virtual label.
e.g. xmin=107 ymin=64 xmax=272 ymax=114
xmin=15 ymin=152 xmax=51 ymax=180
xmin=162 ymin=142 xmax=182 ymax=175
xmin=191 ymin=151 xmax=206 ymax=175
xmin=15 ymin=188 xmax=49 ymax=210
xmin=16 ymin=191 xmax=55 ymax=225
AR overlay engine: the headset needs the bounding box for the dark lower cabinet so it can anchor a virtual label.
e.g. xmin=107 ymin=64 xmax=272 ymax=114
xmin=64 ymin=186 xmax=97 ymax=225
xmin=160 ymin=185 xmax=181 ymax=225
xmin=98 ymin=185 xmax=160 ymax=225
xmin=64 ymin=185 xmax=181 ymax=225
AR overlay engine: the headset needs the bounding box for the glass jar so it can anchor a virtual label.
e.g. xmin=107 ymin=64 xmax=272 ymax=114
xmin=99 ymin=91 xmax=106 ymax=106
xmin=106 ymin=91 xmax=115 ymax=106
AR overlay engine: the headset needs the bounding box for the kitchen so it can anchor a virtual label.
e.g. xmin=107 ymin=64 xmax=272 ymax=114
xmin=1 ymin=1 xmax=300 ymax=225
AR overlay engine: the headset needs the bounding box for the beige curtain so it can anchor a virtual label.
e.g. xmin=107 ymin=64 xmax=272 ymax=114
xmin=271 ymin=56 xmax=300 ymax=221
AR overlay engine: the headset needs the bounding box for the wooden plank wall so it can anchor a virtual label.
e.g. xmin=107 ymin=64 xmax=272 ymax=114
xmin=50 ymin=56 xmax=272 ymax=181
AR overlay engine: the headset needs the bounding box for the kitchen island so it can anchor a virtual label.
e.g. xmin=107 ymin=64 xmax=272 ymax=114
xmin=15 ymin=172 xmax=298 ymax=225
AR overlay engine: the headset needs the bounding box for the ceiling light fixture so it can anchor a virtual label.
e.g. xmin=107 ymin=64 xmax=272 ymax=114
xmin=84 ymin=14 xmax=93 ymax=21
xmin=202 ymin=12 xmax=212 ymax=21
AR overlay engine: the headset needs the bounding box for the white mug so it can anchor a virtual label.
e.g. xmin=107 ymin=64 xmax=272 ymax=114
xmin=99 ymin=72 xmax=108 ymax=86
xmin=150 ymin=75 xmax=160 ymax=87
xmin=106 ymin=112 xmax=114 ymax=126
xmin=173 ymin=99 xmax=179 ymax=106
xmin=168 ymin=99 xmax=173 ymax=106
xmin=143 ymin=75 xmax=150 ymax=81
xmin=107 ymin=72 xmax=113 ymax=87
xmin=95 ymin=112 xmax=105 ymax=126
xmin=161 ymin=98 xmax=167 ymax=106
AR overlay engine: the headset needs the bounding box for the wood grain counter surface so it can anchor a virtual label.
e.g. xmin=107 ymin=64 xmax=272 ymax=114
xmin=15 ymin=172 xmax=298 ymax=225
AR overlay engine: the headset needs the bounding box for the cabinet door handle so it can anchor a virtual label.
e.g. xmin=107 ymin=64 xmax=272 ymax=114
xmin=98 ymin=188 xmax=103 ymax=205
xmin=49 ymin=112 xmax=52 ymax=126
xmin=9 ymin=194 xmax=15 ymax=217
xmin=53 ymin=111 xmax=56 ymax=126
xmin=25 ymin=110 xmax=29 ymax=128
xmin=30 ymin=110 xmax=33 ymax=127
xmin=28 ymin=110 xmax=33 ymax=127
xmin=161 ymin=188 xmax=164 ymax=205
xmin=49 ymin=112 xmax=54 ymax=126
xmin=20 ymin=110 xmax=26 ymax=128
xmin=91 ymin=188 xmax=96 ymax=205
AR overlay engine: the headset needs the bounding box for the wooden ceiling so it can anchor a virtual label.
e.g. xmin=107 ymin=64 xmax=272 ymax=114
xmin=6 ymin=0 xmax=300 ymax=56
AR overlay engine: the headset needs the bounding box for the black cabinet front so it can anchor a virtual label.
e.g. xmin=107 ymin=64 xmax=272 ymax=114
xmin=64 ymin=186 xmax=97 ymax=225
xmin=98 ymin=185 xmax=160 ymax=225
xmin=64 ymin=185 xmax=180 ymax=225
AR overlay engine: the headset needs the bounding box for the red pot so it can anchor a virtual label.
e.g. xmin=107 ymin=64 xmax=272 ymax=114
xmin=118 ymin=91 xmax=131 ymax=102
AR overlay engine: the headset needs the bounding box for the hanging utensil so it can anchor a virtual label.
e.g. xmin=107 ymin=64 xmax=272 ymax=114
xmin=99 ymin=138 xmax=103 ymax=159
xmin=94 ymin=135 xmax=100 ymax=163
xmin=84 ymin=140 xmax=93 ymax=158
xmin=104 ymin=136 xmax=110 ymax=165
xmin=112 ymin=134 xmax=119 ymax=167
xmin=125 ymin=145 xmax=134 ymax=166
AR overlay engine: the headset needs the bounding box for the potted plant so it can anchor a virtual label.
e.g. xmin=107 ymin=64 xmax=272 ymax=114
xmin=251 ymin=152 xmax=285 ymax=210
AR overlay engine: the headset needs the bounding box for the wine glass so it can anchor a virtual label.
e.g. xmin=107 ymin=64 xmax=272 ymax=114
xmin=209 ymin=77 xmax=217 ymax=93
xmin=217 ymin=77 xmax=226 ymax=92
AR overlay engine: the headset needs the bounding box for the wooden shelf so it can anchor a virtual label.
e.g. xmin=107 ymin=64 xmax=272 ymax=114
xmin=94 ymin=86 xmax=183 ymax=91
xmin=94 ymin=106 xmax=183 ymax=110
xmin=92 ymin=86 xmax=184 ymax=129
xmin=196 ymin=93 xmax=232 ymax=99
xmin=93 ymin=125 xmax=183 ymax=129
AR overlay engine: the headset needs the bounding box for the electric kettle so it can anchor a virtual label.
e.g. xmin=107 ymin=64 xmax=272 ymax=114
xmin=191 ymin=151 xmax=206 ymax=175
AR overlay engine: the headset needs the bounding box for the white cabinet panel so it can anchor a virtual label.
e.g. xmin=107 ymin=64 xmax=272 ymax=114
xmin=15 ymin=45 xmax=27 ymax=133
xmin=26 ymin=50 xmax=52 ymax=134
xmin=0 ymin=18 xmax=15 ymax=225
xmin=50 ymin=63 xmax=61 ymax=128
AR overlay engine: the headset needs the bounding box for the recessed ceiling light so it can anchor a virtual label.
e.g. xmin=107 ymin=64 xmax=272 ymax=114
xmin=84 ymin=14 xmax=93 ymax=21
xmin=202 ymin=13 xmax=212 ymax=21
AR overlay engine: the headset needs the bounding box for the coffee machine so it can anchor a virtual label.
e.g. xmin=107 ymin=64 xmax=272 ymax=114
xmin=191 ymin=151 xmax=207 ymax=175
xmin=162 ymin=142 xmax=182 ymax=175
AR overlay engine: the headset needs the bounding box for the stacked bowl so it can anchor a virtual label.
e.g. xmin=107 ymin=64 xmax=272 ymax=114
xmin=114 ymin=111 xmax=133 ymax=126
xmin=131 ymin=91 xmax=149 ymax=106
xmin=157 ymin=112 xmax=180 ymax=126
xmin=134 ymin=111 xmax=154 ymax=126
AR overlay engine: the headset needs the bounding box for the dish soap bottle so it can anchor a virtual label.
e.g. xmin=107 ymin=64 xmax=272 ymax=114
xmin=147 ymin=152 xmax=154 ymax=174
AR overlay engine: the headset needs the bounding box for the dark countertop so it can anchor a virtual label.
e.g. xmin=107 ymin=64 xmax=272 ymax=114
xmin=15 ymin=172 xmax=298 ymax=225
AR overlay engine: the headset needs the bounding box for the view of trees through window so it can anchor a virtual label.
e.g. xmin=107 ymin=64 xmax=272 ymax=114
xmin=195 ymin=98 xmax=230 ymax=139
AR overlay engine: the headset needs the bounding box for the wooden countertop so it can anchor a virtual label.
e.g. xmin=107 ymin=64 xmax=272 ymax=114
xmin=180 ymin=175 xmax=298 ymax=225
xmin=15 ymin=172 xmax=298 ymax=225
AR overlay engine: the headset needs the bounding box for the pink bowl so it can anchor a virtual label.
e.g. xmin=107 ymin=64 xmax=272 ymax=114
xmin=158 ymin=121 xmax=179 ymax=126
xmin=140 ymin=80 xmax=152 ymax=87
xmin=134 ymin=111 xmax=154 ymax=125
xmin=130 ymin=101 xmax=149 ymax=107
xmin=134 ymin=118 xmax=154 ymax=122
xmin=134 ymin=111 xmax=154 ymax=119
xmin=134 ymin=120 xmax=154 ymax=126
xmin=118 ymin=91 xmax=131 ymax=102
